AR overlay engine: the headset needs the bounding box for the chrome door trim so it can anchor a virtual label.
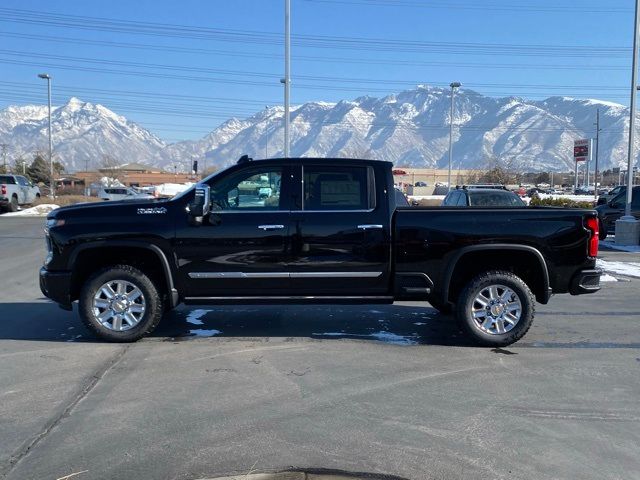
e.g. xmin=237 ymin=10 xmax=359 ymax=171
xmin=289 ymin=271 xmax=382 ymax=278
xmin=258 ymin=224 xmax=285 ymax=230
xmin=188 ymin=272 xmax=290 ymax=279
xmin=188 ymin=271 xmax=383 ymax=279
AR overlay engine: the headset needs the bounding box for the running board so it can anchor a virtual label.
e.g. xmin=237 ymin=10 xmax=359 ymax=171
xmin=183 ymin=296 xmax=394 ymax=305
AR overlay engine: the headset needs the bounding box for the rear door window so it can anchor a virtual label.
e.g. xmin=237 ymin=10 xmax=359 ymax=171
xmin=0 ymin=175 xmax=16 ymax=184
xmin=303 ymin=165 xmax=373 ymax=211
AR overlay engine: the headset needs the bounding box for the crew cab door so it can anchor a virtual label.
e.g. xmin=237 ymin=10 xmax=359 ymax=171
xmin=288 ymin=163 xmax=391 ymax=296
xmin=174 ymin=163 xmax=293 ymax=298
xmin=15 ymin=176 xmax=30 ymax=204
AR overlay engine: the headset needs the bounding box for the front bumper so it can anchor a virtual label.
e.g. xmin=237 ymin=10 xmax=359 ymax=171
xmin=569 ymin=268 xmax=602 ymax=295
xmin=39 ymin=267 xmax=73 ymax=309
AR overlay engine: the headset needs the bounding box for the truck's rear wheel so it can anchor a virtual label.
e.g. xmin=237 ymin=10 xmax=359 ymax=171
xmin=456 ymin=270 xmax=534 ymax=347
xmin=8 ymin=195 xmax=18 ymax=212
xmin=79 ymin=265 xmax=163 ymax=342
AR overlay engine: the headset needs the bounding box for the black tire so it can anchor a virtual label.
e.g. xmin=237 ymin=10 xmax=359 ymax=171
xmin=599 ymin=220 xmax=607 ymax=240
xmin=79 ymin=265 xmax=163 ymax=342
xmin=456 ymin=270 xmax=535 ymax=347
xmin=8 ymin=195 xmax=18 ymax=212
xmin=428 ymin=297 xmax=452 ymax=315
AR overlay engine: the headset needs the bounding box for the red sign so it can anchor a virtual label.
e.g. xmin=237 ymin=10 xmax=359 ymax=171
xmin=574 ymin=139 xmax=589 ymax=162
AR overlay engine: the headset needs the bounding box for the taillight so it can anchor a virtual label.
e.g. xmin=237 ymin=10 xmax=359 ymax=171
xmin=586 ymin=216 xmax=599 ymax=257
xmin=1 ymin=184 xmax=6 ymax=195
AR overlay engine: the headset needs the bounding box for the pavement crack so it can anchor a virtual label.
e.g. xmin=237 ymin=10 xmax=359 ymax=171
xmin=1 ymin=345 xmax=130 ymax=479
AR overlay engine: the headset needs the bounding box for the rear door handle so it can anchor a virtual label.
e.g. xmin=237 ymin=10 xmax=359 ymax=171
xmin=358 ymin=224 xmax=383 ymax=230
xmin=258 ymin=224 xmax=285 ymax=231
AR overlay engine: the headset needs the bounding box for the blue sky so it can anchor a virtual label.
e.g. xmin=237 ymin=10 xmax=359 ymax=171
xmin=0 ymin=0 xmax=634 ymax=141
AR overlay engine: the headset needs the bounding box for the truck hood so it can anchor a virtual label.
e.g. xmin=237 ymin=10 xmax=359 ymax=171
xmin=48 ymin=198 xmax=170 ymax=219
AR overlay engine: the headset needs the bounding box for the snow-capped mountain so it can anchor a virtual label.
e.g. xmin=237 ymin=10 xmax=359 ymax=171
xmin=1 ymin=86 xmax=637 ymax=173
xmin=0 ymin=97 xmax=165 ymax=171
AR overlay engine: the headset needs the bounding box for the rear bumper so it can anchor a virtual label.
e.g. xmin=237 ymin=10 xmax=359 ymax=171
xmin=39 ymin=267 xmax=73 ymax=309
xmin=569 ymin=268 xmax=602 ymax=295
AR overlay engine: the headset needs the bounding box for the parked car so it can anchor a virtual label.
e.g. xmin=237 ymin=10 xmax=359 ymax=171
xmin=442 ymin=187 xmax=526 ymax=207
xmin=464 ymin=184 xmax=507 ymax=190
xmin=40 ymin=157 xmax=601 ymax=347
xmin=597 ymin=185 xmax=625 ymax=206
xmin=595 ymin=186 xmax=640 ymax=238
xmin=98 ymin=186 xmax=154 ymax=201
xmin=0 ymin=174 xmax=41 ymax=212
xmin=414 ymin=181 xmax=428 ymax=187
xmin=526 ymin=187 xmax=545 ymax=197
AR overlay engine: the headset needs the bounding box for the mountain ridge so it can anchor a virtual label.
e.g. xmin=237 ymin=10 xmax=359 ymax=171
xmin=0 ymin=86 xmax=636 ymax=173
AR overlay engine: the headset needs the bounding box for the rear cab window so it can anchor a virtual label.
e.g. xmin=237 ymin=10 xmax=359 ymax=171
xmin=0 ymin=175 xmax=16 ymax=185
xmin=302 ymin=165 xmax=375 ymax=211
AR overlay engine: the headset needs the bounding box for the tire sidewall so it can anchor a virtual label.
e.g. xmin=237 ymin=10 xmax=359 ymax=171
xmin=457 ymin=271 xmax=534 ymax=347
xmin=9 ymin=196 xmax=18 ymax=212
xmin=79 ymin=266 xmax=162 ymax=342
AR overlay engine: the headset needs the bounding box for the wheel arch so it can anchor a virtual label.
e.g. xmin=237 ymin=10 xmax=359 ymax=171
xmin=68 ymin=241 xmax=178 ymax=307
xmin=442 ymin=244 xmax=550 ymax=305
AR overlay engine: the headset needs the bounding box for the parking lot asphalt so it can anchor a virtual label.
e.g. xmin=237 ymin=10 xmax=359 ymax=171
xmin=1 ymin=217 xmax=639 ymax=480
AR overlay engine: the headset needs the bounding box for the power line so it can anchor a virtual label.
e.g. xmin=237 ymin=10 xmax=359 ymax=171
xmin=0 ymin=31 xmax=628 ymax=72
xmin=0 ymin=48 xmax=630 ymax=94
xmin=0 ymin=7 xmax=631 ymax=58
xmin=303 ymin=0 xmax=630 ymax=14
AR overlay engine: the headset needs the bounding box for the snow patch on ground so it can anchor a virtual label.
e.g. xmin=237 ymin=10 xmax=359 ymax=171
xmin=185 ymin=309 xmax=212 ymax=325
xmin=597 ymin=259 xmax=640 ymax=278
xmin=2 ymin=204 xmax=59 ymax=217
xmin=601 ymin=239 xmax=640 ymax=253
xmin=189 ymin=329 xmax=221 ymax=337
xmin=313 ymin=331 xmax=418 ymax=346
xmin=600 ymin=274 xmax=618 ymax=282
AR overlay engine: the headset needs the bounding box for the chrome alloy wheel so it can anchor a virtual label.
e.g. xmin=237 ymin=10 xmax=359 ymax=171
xmin=470 ymin=284 xmax=522 ymax=335
xmin=92 ymin=280 xmax=146 ymax=331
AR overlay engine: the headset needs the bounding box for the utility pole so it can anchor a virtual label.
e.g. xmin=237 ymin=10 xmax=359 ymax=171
xmin=265 ymin=106 xmax=269 ymax=159
xmin=448 ymin=82 xmax=461 ymax=190
xmin=0 ymin=143 xmax=7 ymax=172
xmin=38 ymin=73 xmax=54 ymax=199
xmin=594 ymin=108 xmax=601 ymax=201
xmin=282 ymin=0 xmax=291 ymax=158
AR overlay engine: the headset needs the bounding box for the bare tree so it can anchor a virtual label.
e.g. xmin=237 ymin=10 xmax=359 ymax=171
xmin=100 ymin=155 xmax=123 ymax=186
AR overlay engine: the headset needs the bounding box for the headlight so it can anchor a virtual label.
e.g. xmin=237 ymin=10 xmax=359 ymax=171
xmin=45 ymin=218 xmax=65 ymax=229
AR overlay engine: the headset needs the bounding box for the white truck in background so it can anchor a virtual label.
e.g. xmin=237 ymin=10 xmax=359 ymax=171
xmin=0 ymin=174 xmax=41 ymax=212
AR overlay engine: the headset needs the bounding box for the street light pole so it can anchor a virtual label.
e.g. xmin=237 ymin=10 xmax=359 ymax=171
xmin=594 ymin=108 xmax=601 ymax=201
xmin=625 ymin=0 xmax=639 ymax=219
xmin=616 ymin=0 xmax=640 ymax=245
xmin=283 ymin=0 xmax=291 ymax=158
xmin=38 ymin=73 xmax=54 ymax=199
xmin=448 ymin=82 xmax=461 ymax=190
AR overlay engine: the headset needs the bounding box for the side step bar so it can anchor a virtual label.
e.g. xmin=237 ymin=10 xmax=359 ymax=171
xmin=183 ymin=296 xmax=394 ymax=305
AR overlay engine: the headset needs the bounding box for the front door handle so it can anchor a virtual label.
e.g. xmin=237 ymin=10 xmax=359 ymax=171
xmin=258 ymin=224 xmax=285 ymax=231
xmin=358 ymin=224 xmax=383 ymax=230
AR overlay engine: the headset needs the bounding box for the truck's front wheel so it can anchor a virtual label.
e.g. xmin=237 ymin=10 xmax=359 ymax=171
xmin=79 ymin=265 xmax=163 ymax=342
xmin=456 ymin=271 xmax=534 ymax=347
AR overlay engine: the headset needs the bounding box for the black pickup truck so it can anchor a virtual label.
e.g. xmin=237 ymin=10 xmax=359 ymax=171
xmin=40 ymin=157 xmax=602 ymax=346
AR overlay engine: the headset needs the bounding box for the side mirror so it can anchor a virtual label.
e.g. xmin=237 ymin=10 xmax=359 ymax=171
xmin=188 ymin=183 xmax=210 ymax=225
